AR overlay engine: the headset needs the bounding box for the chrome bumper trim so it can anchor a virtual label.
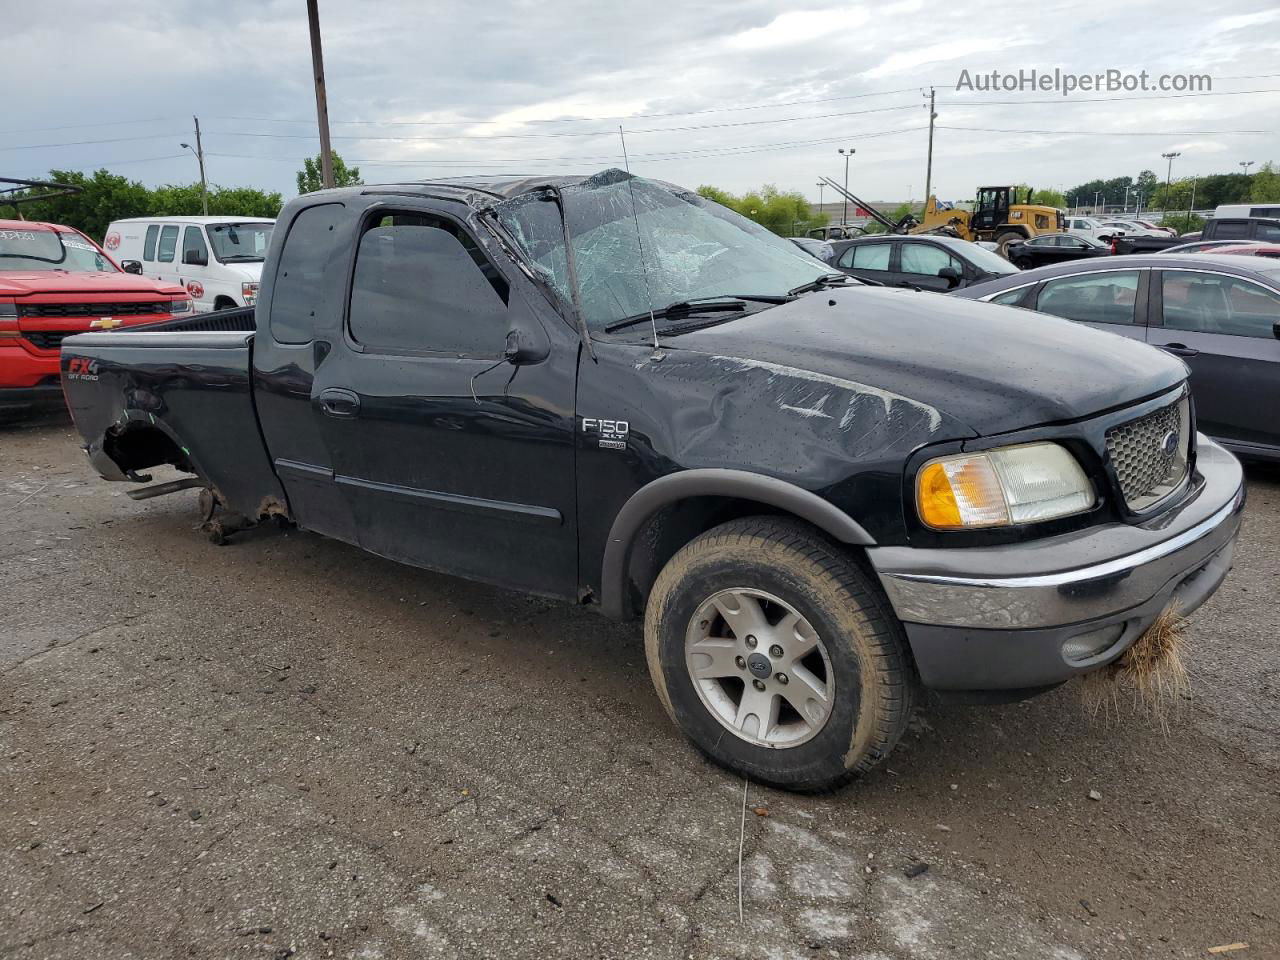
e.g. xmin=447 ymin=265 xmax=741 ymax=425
xmin=869 ymin=435 xmax=1245 ymax=630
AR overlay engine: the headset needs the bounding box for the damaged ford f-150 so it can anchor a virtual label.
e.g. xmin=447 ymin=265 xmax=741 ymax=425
xmin=60 ymin=170 xmax=1245 ymax=791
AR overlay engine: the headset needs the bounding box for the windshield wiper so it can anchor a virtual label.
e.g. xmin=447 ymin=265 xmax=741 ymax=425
xmin=788 ymin=273 xmax=857 ymax=296
xmin=218 ymin=254 xmax=264 ymax=262
xmin=604 ymin=298 xmax=748 ymax=333
xmin=603 ymin=294 xmax=796 ymax=334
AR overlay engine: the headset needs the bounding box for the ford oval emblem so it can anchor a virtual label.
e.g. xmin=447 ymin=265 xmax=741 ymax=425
xmin=1160 ymin=431 xmax=1178 ymax=457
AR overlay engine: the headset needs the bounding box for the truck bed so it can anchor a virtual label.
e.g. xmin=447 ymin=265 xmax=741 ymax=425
xmin=60 ymin=324 xmax=287 ymax=519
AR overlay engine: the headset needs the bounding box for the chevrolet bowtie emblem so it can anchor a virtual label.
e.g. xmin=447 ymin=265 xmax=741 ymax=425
xmin=89 ymin=317 xmax=119 ymax=330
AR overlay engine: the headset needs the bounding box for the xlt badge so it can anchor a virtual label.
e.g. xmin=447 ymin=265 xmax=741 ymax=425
xmin=582 ymin=417 xmax=629 ymax=451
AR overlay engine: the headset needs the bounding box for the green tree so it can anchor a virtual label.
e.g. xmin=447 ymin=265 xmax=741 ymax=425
xmin=296 ymin=153 xmax=362 ymax=194
xmin=1134 ymin=170 xmax=1159 ymax=208
xmin=1251 ymin=162 xmax=1280 ymax=203
xmin=695 ymin=183 xmax=826 ymax=237
xmin=860 ymin=203 xmax=913 ymax=235
xmin=1161 ymin=212 xmax=1204 ymax=235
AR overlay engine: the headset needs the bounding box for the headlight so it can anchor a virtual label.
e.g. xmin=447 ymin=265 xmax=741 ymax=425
xmin=170 ymin=299 xmax=193 ymax=314
xmin=241 ymin=281 xmax=259 ymax=303
xmin=917 ymin=442 xmax=1095 ymax=530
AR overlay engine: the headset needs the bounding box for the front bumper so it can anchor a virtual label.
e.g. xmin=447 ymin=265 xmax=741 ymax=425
xmin=867 ymin=435 xmax=1245 ymax=691
xmin=0 ymin=378 xmax=64 ymax=411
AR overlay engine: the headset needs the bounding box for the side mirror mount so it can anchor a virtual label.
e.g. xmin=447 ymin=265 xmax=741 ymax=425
xmin=504 ymin=326 xmax=550 ymax=365
xmin=121 ymin=260 xmax=143 ymax=275
xmin=937 ymin=265 xmax=962 ymax=289
xmin=183 ymin=249 xmax=208 ymax=266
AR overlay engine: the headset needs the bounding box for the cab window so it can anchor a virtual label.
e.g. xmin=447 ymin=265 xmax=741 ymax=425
xmin=156 ymin=225 xmax=179 ymax=263
xmin=990 ymin=287 xmax=1030 ymax=307
xmin=1035 ymin=271 xmax=1140 ymax=325
xmin=143 ymin=224 xmax=159 ymax=261
xmin=1161 ymin=270 xmax=1280 ymax=339
xmin=348 ymin=212 xmax=510 ymax=357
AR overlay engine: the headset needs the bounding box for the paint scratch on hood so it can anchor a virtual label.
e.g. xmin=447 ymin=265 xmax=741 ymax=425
xmin=780 ymin=392 xmax=833 ymax=419
xmin=710 ymin=355 xmax=942 ymax=431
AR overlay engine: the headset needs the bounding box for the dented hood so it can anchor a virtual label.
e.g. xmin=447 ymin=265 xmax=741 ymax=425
xmin=669 ymin=286 xmax=1187 ymax=437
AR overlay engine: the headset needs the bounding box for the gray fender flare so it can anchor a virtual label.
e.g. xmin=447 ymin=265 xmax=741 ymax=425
xmin=599 ymin=468 xmax=875 ymax=620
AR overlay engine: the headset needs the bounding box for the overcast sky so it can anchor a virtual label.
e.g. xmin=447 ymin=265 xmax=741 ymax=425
xmin=6 ymin=0 xmax=1279 ymax=206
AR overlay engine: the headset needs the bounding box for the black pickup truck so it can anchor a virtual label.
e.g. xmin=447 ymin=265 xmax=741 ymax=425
xmin=1113 ymin=215 xmax=1280 ymax=254
xmin=61 ymin=170 xmax=1245 ymax=791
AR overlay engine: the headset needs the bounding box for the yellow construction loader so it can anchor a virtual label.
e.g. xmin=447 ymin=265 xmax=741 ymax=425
xmin=914 ymin=186 xmax=1065 ymax=254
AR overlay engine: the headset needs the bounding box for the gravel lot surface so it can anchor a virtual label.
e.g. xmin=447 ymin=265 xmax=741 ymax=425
xmin=2 ymin=414 xmax=1277 ymax=959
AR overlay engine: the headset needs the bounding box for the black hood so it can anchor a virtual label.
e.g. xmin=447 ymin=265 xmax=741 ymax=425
xmin=670 ymin=286 xmax=1186 ymax=436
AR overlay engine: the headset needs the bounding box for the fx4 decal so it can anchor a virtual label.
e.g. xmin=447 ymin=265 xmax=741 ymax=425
xmin=581 ymin=417 xmax=629 ymax=451
xmin=66 ymin=357 xmax=100 ymax=382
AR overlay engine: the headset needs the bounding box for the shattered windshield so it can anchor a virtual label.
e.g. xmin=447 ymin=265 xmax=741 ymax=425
xmin=0 ymin=229 xmax=116 ymax=272
xmin=494 ymin=170 xmax=831 ymax=331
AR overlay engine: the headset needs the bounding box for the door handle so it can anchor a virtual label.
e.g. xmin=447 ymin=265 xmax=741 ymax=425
xmin=318 ymin=387 xmax=361 ymax=418
xmin=1161 ymin=343 xmax=1199 ymax=358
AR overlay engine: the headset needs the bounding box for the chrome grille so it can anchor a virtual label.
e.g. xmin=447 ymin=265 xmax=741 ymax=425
xmin=1105 ymin=397 xmax=1190 ymax=511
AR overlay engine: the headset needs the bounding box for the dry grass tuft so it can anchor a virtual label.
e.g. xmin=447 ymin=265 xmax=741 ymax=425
xmin=1077 ymin=605 xmax=1190 ymax=730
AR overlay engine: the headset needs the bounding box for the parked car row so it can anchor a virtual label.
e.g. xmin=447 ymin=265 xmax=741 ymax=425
xmin=956 ymin=254 xmax=1280 ymax=462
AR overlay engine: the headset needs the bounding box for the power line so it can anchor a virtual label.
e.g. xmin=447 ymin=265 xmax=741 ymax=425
xmin=937 ymin=124 xmax=1270 ymax=136
xmin=205 ymin=87 xmax=924 ymax=126
xmin=203 ymin=126 xmax=927 ymax=169
xmin=0 ymin=118 xmax=170 ymax=136
xmin=940 ymin=86 xmax=1280 ymax=106
xmin=0 ymin=133 xmax=185 ymax=152
xmin=204 ymin=126 xmax=926 ymax=168
xmin=203 ymin=104 xmax=920 ymax=143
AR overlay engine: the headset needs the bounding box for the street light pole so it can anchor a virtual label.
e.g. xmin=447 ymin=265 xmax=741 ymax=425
xmin=838 ymin=148 xmax=855 ymax=224
xmin=179 ymin=123 xmax=208 ymax=217
xmin=1240 ymin=160 xmax=1255 ymax=177
xmin=1161 ymin=151 xmax=1181 ymax=212
xmin=816 ymin=181 xmax=825 ymax=214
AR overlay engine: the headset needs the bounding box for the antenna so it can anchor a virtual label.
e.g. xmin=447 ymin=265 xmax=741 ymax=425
xmin=618 ymin=125 xmax=662 ymax=358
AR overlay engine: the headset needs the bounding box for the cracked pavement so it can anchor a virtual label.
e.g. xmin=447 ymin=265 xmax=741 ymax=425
xmin=1 ymin=414 xmax=1278 ymax=959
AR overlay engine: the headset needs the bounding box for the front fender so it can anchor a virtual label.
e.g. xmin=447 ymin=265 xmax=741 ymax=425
xmin=599 ymin=468 xmax=875 ymax=620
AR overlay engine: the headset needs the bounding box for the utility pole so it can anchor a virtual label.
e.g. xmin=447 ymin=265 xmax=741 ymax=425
xmin=1187 ymin=174 xmax=1198 ymax=220
xmin=1161 ymin=151 xmax=1181 ymax=212
xmin=923 ymin=87 xmax=936 ymax=207
xmin=307 ymin=0 xmax=336 ymax=189
xmin=837 ymin=148 xmax=855 ymax=224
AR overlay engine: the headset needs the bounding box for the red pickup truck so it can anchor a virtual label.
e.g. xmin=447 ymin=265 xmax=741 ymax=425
xmin=0 ymin=219 xmax=192 ymax=412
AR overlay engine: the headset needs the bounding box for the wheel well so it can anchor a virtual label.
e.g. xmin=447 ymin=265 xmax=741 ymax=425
xmin=104 ymin=425 xmax=193 ymax=475
xmin=621 ymin=496 xmax=853 ymax=620
xmin=213 ymin=295 xmax=237 ymax=309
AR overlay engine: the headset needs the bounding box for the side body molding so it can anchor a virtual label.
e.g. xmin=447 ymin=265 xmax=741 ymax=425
xmin=599 ymin=468 xmax=875 ymax=620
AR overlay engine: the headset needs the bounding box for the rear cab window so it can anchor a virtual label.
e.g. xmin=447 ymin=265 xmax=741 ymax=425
xmin=270 ymin=203 xmax=347 ymax=344
xmin=143 ymin=225 xmax=159 ymax=261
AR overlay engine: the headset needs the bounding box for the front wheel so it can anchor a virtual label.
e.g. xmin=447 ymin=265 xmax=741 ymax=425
xmin=644 ymin=518 xmax=917 ymax=792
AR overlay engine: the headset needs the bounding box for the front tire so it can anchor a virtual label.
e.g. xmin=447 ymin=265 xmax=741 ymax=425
xmin=644 ymin=517 xmax=916 ymax=792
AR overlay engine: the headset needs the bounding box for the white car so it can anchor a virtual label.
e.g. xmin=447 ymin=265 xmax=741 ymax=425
xmin=1098 ymin=219 xmax=1175 ymax=238
xmin=1064 ymin=216 xmax=1112 ymax=241
xmin=104 ymin=216 xmax=275 ymax=312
